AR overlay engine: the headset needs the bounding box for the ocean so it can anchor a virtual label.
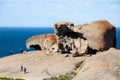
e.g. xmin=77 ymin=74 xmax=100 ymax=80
xmin=0 ymin=27 xmax=120 ymax=58
xmin=116 ymin=28 xmax=120 ymax=49
xmin=0 ymin=27 xmax=54 ymax=58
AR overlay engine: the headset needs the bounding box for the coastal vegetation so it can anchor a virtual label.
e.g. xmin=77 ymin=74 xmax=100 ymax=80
xmin=43 ymin=73 xmax=75 ymax=80
xmin=0 ymin=77 xmax=24 ymax=80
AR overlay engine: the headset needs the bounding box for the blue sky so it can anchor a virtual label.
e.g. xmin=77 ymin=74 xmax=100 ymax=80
xmin=0 ymin=0 xmax=120 ymax=27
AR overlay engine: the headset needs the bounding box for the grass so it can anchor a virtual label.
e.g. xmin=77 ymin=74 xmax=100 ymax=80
xmin=0 ymin=77 xmax=24 ymax=80
xmin=75 ymin=61 xmax=84 ymax=69
xmin=43 ymin=73 xmax=74 ymax=80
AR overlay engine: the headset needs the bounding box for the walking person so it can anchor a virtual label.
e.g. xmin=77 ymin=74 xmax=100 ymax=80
xmin=24 ymin=67 xmax=27 ymax=74
xmin=10 ymin=49 xmax=13 ymax=55
xmin=20 ymin=48 xmax=23 ymax=53
xmin=21 ymin=65 xmax=23 ymax=71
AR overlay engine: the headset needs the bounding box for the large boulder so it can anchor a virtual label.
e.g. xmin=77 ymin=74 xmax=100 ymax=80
xmin=26 ymin=20 xmax=116 ymax=55
xmin=73 ymin=48 xmax=120 ymax=80
xmin=73 ymin=20 xmax=116 ymax=51
xmin=54 ymin=20 xmax=116 ymax=56
xmin=54 ymin=22 xmax=74 ymax=37
xmin=26 ymin=34 xmax=57 ymax=50
xmin=54 ymin=22 xmax=88 ymax=55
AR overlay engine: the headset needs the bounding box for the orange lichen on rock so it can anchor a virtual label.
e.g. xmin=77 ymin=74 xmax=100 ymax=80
xmin=26 ymin=34 xmax=57 ymax=50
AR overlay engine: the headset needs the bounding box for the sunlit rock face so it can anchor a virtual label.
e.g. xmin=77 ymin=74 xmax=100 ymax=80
xmin=73 ymin=20 xmax=116 ymax=51
xmin=26 ymin=34 xmax=57 ymax=50
xmin=54 ymin=22 xmax=88 ymax=55
xmin=54 ymin=22 xmax=74 ymax=37
xmin=26 ymin=20 xmax=116 ymax=56
xmin=54 ymin=20 xmax=116 ymax=55
xmin=73 ymin=48 xmax=120 ymax=80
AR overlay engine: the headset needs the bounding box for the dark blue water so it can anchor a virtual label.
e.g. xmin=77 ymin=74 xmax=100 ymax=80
xmin=0 ymin=27 xmax=120 ymax=58
xmin=116 ymin=28 xmax=120 ymax=49
xmin=0 ymin=27 xmax=54 ymax=58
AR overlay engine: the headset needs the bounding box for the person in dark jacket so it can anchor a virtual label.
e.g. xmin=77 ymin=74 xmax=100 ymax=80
xmin=20 ymin=48 xmax=23 ymax=53
xmin=21 ymin=65 xmax=23 ymax=71
xmin=24 ymin=67 xmax=27 ymax=74
xmin=10 ymin=49 xmax=13 ymax=55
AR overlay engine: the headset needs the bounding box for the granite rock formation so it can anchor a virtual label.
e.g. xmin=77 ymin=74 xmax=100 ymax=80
xmin=54 ymin=20 xmax=116 ymax=56
xmin=26 ymin=34 xmax=57 ymax=50
xmin=73 ymin=20 xmax=116 ymax=51
xmin=54 ymin=22 xmax=88 ymax=55
xmin=73 ymin=48 xmax=120 ymax=80
xmin=26 ymin=20 xmax=116 ymax=56
xmin=0 ymin=50 xmax=89 ymax=80
xmin=54 ymin=22 xmax=74 ymax=37
xmin=0 ymin=48 xmax=120 ymax=80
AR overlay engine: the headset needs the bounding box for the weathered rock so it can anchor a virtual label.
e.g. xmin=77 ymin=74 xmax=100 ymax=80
xmin=54 ymin=20 xmax=116 ymax=56
xmin=26 ymin=20 xmax=116 ymax=56
xmin=73 ymin=48 xmax=120 ymax=80
xmin=54 ymin=22 xmax=88 ymax=55
xmin=73 ymin=20 xmax=116 ymax=51
xmin=50 ymin=43 xmax=59 ymax=53
xmin=1 ymin=48 xmax=119 ymax=80
xmin=26 ymin=34 xmax=57 ymax=50
xmin=0 ymin=51 xmax=88 ymax=80
xmin=54 ymin=22 xmax=74 ymax=37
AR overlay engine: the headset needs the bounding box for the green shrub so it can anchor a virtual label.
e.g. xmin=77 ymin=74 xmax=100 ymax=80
xmin=43 ymin=77 xmax=57 ymax=80
xmin=0 ymin=77 xmax=24 ymax=80
xmin=0 ymin=77 xmax=14 ymax=80
xmin=58 ymin=75 xmax=70 ymax=80
xmin=15 ymin=78 xmax=25 ymax=80
xmin=43 ymin=73 xmax=74 ymax=80
xmin=75 ymin=61 xmax=84 ymax=69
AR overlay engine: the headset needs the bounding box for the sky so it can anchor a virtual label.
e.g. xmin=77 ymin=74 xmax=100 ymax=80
xmin=0 ymin=0 xmax=120 ymax=27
